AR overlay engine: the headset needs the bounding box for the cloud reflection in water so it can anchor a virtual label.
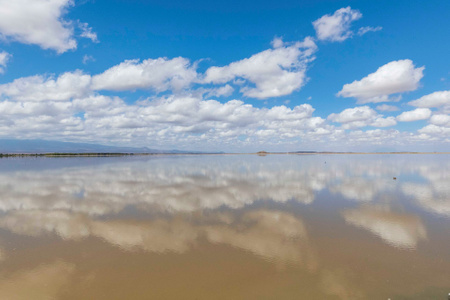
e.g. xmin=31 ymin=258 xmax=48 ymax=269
xmin=0 ymin=155 xmax=449 ymax=299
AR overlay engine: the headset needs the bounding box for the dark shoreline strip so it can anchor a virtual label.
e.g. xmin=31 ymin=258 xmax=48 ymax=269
xmin=1 ymin=152 xmax=450 ymax=158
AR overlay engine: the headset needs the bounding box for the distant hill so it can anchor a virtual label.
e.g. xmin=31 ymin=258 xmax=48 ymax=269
xmin=0 ymin=139 xmax=206 ymax=154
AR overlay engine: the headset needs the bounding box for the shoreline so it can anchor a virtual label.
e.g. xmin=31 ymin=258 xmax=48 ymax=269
xmin=1 ymin=152 xmax=450 ymax=157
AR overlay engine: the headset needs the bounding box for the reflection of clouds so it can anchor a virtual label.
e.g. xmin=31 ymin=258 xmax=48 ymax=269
xmin=1 ymin=156 xmax=442 ymax=214
xmin=403 ymin=182 xmax=450 ymax=216
xmin=0 ymin=157 xmax=320 ymax=215
xmin=203 ymin=210 xmax=317 ymax=269
xmin=321 ymin=155 xmax=450 ymax=218
xmin=0 ymin=155 xmax=448 ymax=255
xmin=401 ymin=163 xmax=450 ymax=216
xmin=0 ymin=156 xmax=325 ymax=267
xmin=2 ymin=154 xmax=446 ymax=216
xmin=0 ymin=261 xmax=75 ymax=300
xmin=330 ymin=178 xmax=394 ymax=202
xmin=90 ymin=219 xmax=199 ymax=254
xmin=0 ymin=155 xmax=448 ymax=297
xmin=0 ymin=209 xmax=315 ymax=266
xmin=342 ymin=205 xmax=427 ymax=249
xmin=0 ymin=211 xmax=90 ymax=239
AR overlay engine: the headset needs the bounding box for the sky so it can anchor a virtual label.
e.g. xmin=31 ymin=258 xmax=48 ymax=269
xmin=0 ymin=0 xmax=449 ymax=152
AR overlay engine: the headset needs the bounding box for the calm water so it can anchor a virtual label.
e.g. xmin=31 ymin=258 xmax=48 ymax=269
xmin=0 ymin=154 xmax=449 ymax=299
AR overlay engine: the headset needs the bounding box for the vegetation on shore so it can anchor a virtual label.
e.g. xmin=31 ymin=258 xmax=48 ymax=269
xmin=1 ymin=151 xmax=448 ymax=158
xmin=0 ymin=153 xmax=148 ymax=157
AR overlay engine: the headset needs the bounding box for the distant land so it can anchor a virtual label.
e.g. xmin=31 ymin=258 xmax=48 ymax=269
xmin=0 ymin=139 xmax=448 ymax=157
xmin=0 ymin=139 xmax=212 ymax=154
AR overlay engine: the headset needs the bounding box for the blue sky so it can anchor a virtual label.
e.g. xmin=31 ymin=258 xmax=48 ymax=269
xmin=0 ymin=0 xmax=449 ymax=152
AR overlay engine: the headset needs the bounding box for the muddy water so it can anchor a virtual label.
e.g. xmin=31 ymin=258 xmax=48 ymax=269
xmin=0 ymin=154 xmax=449 ymax=299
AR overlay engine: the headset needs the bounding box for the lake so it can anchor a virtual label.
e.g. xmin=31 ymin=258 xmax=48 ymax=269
xmin=0 ymin=154 xmax=449 ymax=299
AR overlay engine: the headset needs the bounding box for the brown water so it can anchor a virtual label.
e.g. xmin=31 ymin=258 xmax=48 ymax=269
xmin=0 ymin=154 xmax=449 ymax=299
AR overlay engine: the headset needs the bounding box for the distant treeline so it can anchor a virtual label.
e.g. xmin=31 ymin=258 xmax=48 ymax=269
xmin=0 ymin=153 xmax=145 ymax=157
xmin=0 ymin=151 xmax=446 ymax=158
xmin=0 ymin=152 xmax=220 ymax=157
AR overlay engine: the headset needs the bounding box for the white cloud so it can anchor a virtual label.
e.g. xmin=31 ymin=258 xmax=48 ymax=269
xmin=376 ymin=104 xmax=399 ymax=112
xmin=338 ymin=60 xmax=424 ymax=103
xmin=78 ymin=22 xmax=98 ymax=43
xmin=91 ymin=57 xmax=198 ymax=92
xmin=0 ymin=51 xmax=11 ymax=74
xmin=0 ymin=37 xmax=317 ymax=100
xmin=0 ymin=71 xmax=91 ymax=101
xmin=328 ymin=106 xmax=396 ymax=129
xmin=357 ymin=26 xmax=382 ymax=36
xmin=396 ymin=108 xmax=432 ymax=122
xmin=0 ymin=39 xmax=447 ymax=150
xmin=0 ymin=89 xmax=333 ymax=149
xmin=415 ymin=113 xmax=450 ymax=141
xmin=271 ymin=36 xmax=284 ymax=48
xmin=82 ymin=54 xmax=95 ymax=65
xmin=418 ymin=124 xmax=450 ymax=138
xmin=328 ymin=106 xmax=377 ymax=123
xmin=204 ymin=84 xmax=234 ymax=98
xmin=0 ymin=0 xmax=78 ymax=53
xmin=312 ymin=7 xmax=362 ymax=42
xmin=340 ymin=129 xmax=404 ymax=147
xmin=418 ymin=124 xmax=450 ymax=136
xmin=408 ymin=90 xmax=450 ymax=108
xmin=370 ymin=116 xmax=397 ymax=127
xmin=429 ymin=114 xmax=450 ymax=127
xmin=203 ymin=37 xmax=317 ymax=99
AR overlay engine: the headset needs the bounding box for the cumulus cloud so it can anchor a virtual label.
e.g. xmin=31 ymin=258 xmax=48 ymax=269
xmin=204 ymin=84 xmax=234 ymax=98
xmin=0 ymin=51 xmax=11 ymax=74
xmin=0 ymin=71 xmax=91 ymax=101
xmin=396 ymin=108 xmax=432 ymax=122
xmin=328 ymin=106 xmax=377 ymax=123
xmin=376 ymin=104 xmax=399 ymax=112
xmin=338 ymin=60 xmax=425 ymax=103
xmin=429 ymin=114 xmax=450 ymax=127
xmin=312 ymin=7 xmax=362 ymax=42
xmin=0 ymin=36 xmax=318 ymax=102
xmin=0 ymin=0 xmax=80 ymax=53
xmin=410 ymin=92 xmax=450 ymax=137
xmin=328 ymin=106 xmax=396 ymax=129
xmin=357 ymin=26 xmax=382 ymax=36
xmin=0 ymin=36 xmax=315 ymax=99
xmin=0 ymin=87 xmax=333 ymax=148
xmin=408 ymin=90 xmax=450 ymax=108
xmin=0 ymin=57 xmax=199 ymax=98
xmin=418 ymin=124 xmax=450 ymax=134
xmin=370 ymin=116 xmax=397 ymax=127
xmin=0 ymin=37 xmax=446 ymax=149
xmin=418 ymin=124 xmax=450 ymax=137
xmin=203 ymin=37 xmax=317 ymax=99
xmin=92 ymin=57 xmax=198 ymax=92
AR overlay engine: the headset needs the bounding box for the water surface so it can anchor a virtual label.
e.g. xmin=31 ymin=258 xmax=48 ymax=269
xmin=0 ymin=154 xmax=449 ymax=299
